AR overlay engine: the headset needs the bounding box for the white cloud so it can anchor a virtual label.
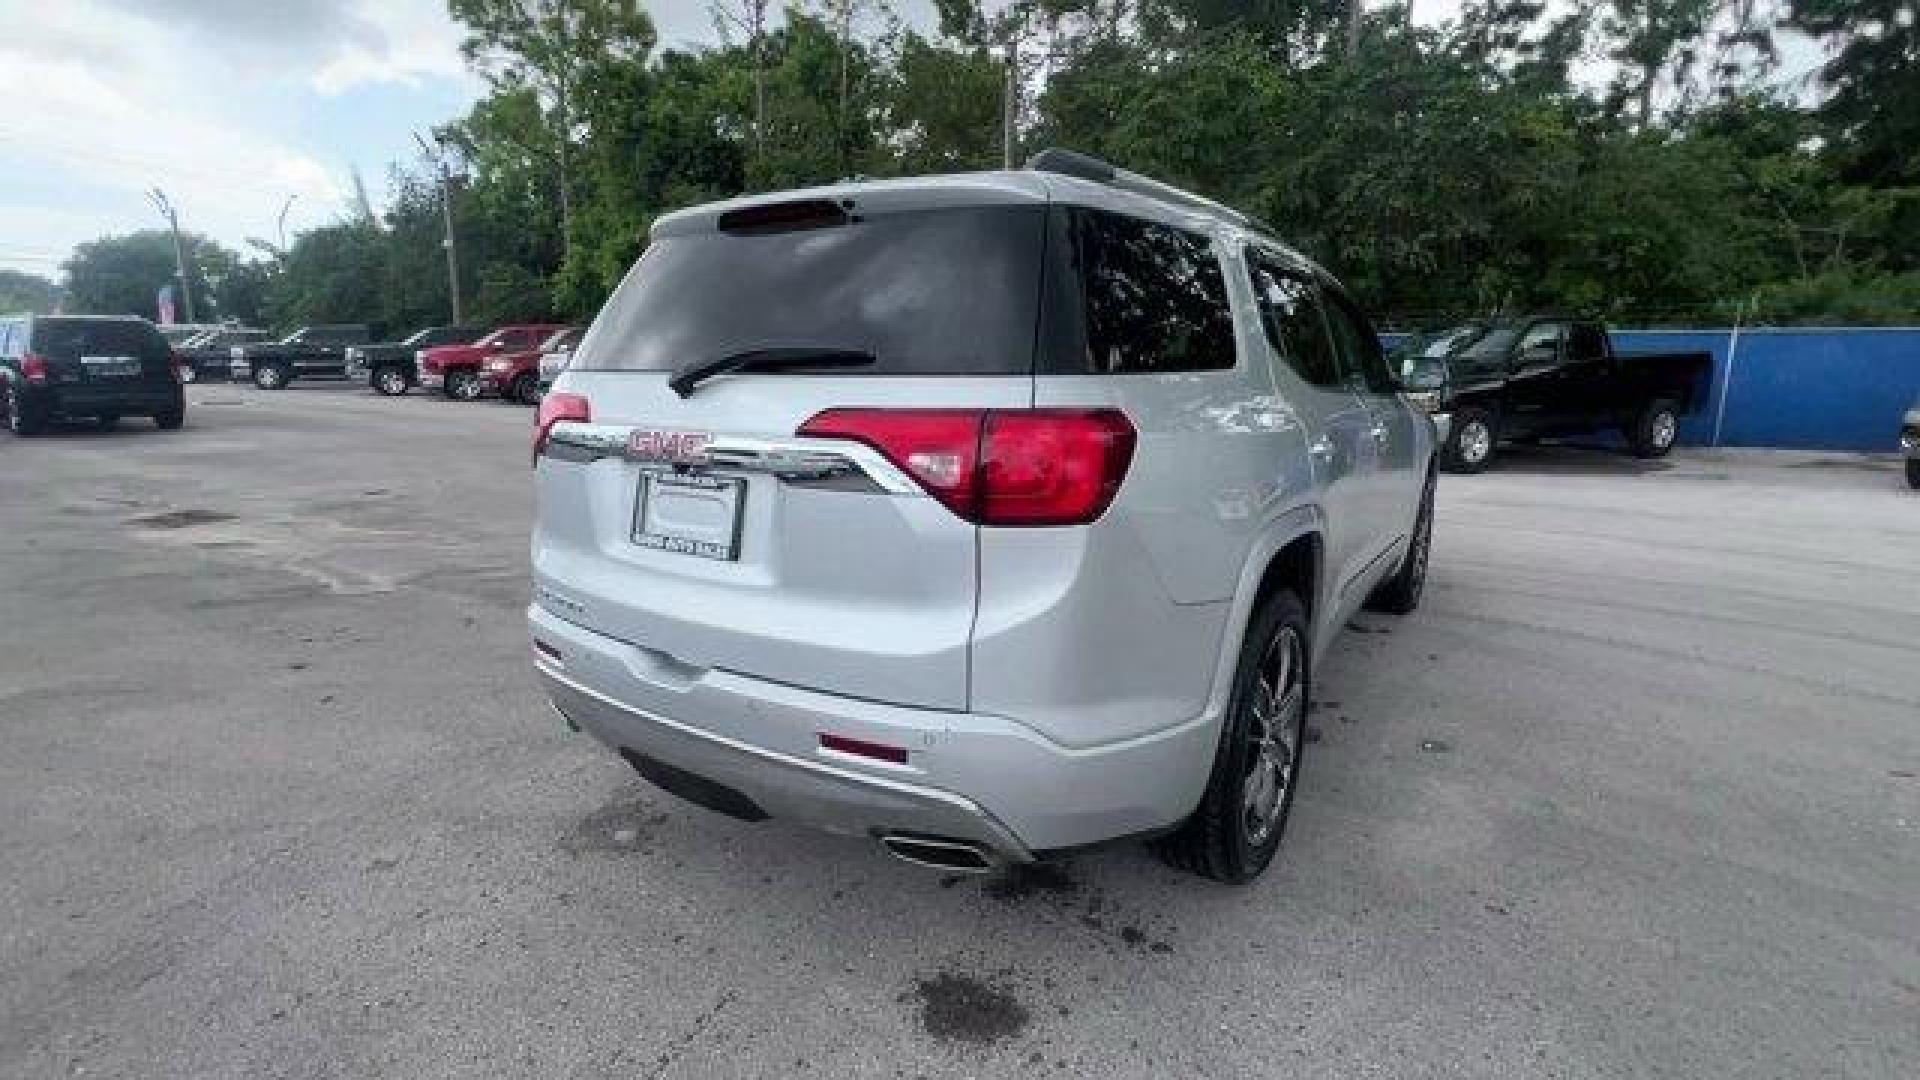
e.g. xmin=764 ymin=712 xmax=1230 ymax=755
xmin=308 ymin=2 xmax=474 ymax=96
xmin=0 ymin=0 xmax=473 ymax=276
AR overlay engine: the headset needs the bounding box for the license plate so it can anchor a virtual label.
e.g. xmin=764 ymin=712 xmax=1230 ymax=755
xmin=632 ymin=472 xmax=744 ymax=561
xmin=80 ymin=355 xmax=140 ymax=378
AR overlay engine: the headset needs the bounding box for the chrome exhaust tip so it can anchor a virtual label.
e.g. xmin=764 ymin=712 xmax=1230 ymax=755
xmin=879 ymin=833 xmax=997 ymax=874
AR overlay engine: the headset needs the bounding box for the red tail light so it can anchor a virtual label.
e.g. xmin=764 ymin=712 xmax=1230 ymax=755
xmin=20 ymin=353 xmax=49 ymax=384
xmin=171 ymin=352 xmax=185 ymax=383
xmin=798 ymin=408 xmax=1135 ymax=527
xmin=533 ymin=391 xmax=590 ymax=465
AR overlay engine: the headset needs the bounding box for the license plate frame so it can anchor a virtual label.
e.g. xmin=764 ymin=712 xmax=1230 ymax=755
xmin=631 ymin=471 xmax=745 ymax=562
xmin=80 ymin=355 xmax=140 ymax=379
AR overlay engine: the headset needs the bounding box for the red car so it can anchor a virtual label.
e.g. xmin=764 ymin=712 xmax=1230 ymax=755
xmin=417 ymin=324 xmax=569 ymax=401
xmin=479 ymin=326 xmax=582 ymax=405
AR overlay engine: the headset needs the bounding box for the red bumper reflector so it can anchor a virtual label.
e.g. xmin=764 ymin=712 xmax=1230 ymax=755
xmin=819 ymin=733 xmax=909 ymax=765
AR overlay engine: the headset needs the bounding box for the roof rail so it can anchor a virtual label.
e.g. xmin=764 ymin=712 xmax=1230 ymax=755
xmin=1025 ymin=147 xmax=1274 ymax=236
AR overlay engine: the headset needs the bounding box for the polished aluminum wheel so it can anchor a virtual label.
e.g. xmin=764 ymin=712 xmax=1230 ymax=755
xmin=1243 ymin=624 xmax=1305 ymax=847
xmin=1651 ymin=410 xmax=1677 ymax=450
xmin=375 ymin=368 xmax=408 ymax=396
xmin=1458 ymin=419 xmax=1492 ymax=465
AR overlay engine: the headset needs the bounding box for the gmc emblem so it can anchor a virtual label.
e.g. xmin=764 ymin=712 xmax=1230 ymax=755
xmin=627 ymin=429 xmax=713 ymax=466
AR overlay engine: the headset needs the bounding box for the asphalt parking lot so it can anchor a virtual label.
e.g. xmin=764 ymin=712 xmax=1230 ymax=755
xmin=2 ymin=383 xmax=1916 ymax=1078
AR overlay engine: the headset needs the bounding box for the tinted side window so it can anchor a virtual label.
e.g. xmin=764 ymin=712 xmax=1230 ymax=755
xmin=1246 ymin=251 xmax=1341 ymax=388
xmin=1516 ymin=322 xmax=1564 ymax=366
xmin=1321 ymin=288 xmax=1395 ymax=395
xmin=1072 ymin=209 xmax=1235 ymax=373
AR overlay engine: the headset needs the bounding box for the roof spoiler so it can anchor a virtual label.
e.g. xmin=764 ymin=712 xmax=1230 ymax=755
xmin=1025 ymin=147 xmax=1276 ymax=237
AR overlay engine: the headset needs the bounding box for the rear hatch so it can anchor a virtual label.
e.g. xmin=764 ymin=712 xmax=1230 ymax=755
xmin=535 ymin=182 xmax=1056 ymax=711
xmin=32 ymin=318 xmax=173 ymax=386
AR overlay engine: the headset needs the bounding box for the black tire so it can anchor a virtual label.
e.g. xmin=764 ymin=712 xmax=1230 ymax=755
xmin=1906 ymin=459 xmax=1920 ymax=491
xmin=1441 ymin=407 xmax=1497 ymax=473
xmin=1628 ymin=397 xmax=1680 ymax=458
xmin=154 ymin=408 xmax=184 ymax=430
xmin=372 ymin=366 xmax=409 ymax=396
xmin=3 ymin=382 xmax=44 ymax=437
xmin=253 ymin=363 xmax=290 ymax=390
xmin=1156 ymin=589 xmax=1310 ymax=883
xmin=509 ymin=373 xmax=539 ymax=406
xmin=1367 ymin=465 xmax=1434 ymax=614
xmin=445 ymin=369 xmax=482 ymax=401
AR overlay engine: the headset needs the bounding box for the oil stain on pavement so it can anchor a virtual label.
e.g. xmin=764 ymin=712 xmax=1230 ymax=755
xmin=912 ymin=968 xmax=1030 ymax=1046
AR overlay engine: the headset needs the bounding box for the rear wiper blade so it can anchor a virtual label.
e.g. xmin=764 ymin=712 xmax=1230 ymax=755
xmin=669 ymin=347 xmax=875 ymax=398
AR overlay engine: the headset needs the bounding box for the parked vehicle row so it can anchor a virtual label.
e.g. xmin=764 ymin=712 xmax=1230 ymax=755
xmin=344 ymin=325 xmax=480 ymax=395
xmin=178 ymin=320 xmax=586 ymax=406
xmin=416 ymin=324 xmax=576 ymax=403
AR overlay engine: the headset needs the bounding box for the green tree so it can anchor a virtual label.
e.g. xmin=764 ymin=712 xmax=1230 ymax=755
xmin=450 ymin=0 xmax=658 ymax=264
xmin=0 ymin=269 xmax=58 ymax=314
xmin=61 ymin=230 xmax=233 ymax=321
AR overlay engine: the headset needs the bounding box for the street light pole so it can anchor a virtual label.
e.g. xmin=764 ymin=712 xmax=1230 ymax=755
xmin=277 ymin=194 xmax=299 ymax=254
xmin=147 ymin=187 xmax=196 ymax=323
xmin=415 ymin=133 xmax=462 ymax=326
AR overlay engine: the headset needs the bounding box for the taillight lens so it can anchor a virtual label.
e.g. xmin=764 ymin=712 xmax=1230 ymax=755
xmin=798 ymin=409 xmax=983 ymax=518
xmin=533 ymin=391 xmax=590 ymax=465
xmin=170 ymin=352 xmax=186 ymax=383
xmin=797 ymin=408 xmax=1135 ymax=527
xmin=21 ymin=353 xmax=49 ymax=383
xmin=980 ymin=410 xmax=1136 ymax=526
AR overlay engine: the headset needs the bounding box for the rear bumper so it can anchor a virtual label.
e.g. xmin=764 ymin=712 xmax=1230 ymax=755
xmin=21 ymin=383 xmax=181 ymax=416
xmin=528 ymin=603 xmax=1216 ymax=860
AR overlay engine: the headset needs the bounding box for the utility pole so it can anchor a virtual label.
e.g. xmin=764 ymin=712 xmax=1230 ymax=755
xmin=415 ymin=133 xmax=463 ymax=326
xmin=1002 ymin=39 xmax=1019 ymax=169
xmin=1346 ymin=0 xmax=1364 ymax=55
xmin=146 ymin=188 xmax=196 ymax=323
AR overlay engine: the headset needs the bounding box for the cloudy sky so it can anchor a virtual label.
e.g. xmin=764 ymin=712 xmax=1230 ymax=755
xmin=0 ymin=0 xmax=774 ymax=279
xmin=0 ymin=1 xmax=1811 ymax=283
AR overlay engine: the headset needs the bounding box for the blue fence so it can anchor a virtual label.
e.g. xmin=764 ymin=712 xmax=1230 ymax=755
xmin=1386 ymin=327 xmax=1920 ymax=453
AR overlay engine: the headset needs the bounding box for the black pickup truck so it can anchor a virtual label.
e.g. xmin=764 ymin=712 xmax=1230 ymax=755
xmin=231 ymin=324 xmax=372 ymax=389
xmin=174 ymin=326 xmax=271 ymax=383
xmin=1397 ymin=317 xmax=1713 ymax=472
xmin=342 ymin=325 xmax=481 ymax=396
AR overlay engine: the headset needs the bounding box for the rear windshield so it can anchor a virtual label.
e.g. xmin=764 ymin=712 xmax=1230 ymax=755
xmin=572 ymin=205 xmax=1048 ymax=375
xmin=32 ymin=319 xmax=168 ymax=359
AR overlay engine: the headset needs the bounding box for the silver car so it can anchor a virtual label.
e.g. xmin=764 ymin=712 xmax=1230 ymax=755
xmin=529 ymin=150 xmax=1436 ymax=883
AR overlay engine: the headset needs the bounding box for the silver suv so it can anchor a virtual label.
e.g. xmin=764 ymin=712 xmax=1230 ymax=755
xmin=529 ymin=150 xmax=1435 ymax=883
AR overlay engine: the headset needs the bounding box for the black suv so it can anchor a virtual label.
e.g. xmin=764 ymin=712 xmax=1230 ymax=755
xmin=1 ymin=315 xmax=184 ymax=435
